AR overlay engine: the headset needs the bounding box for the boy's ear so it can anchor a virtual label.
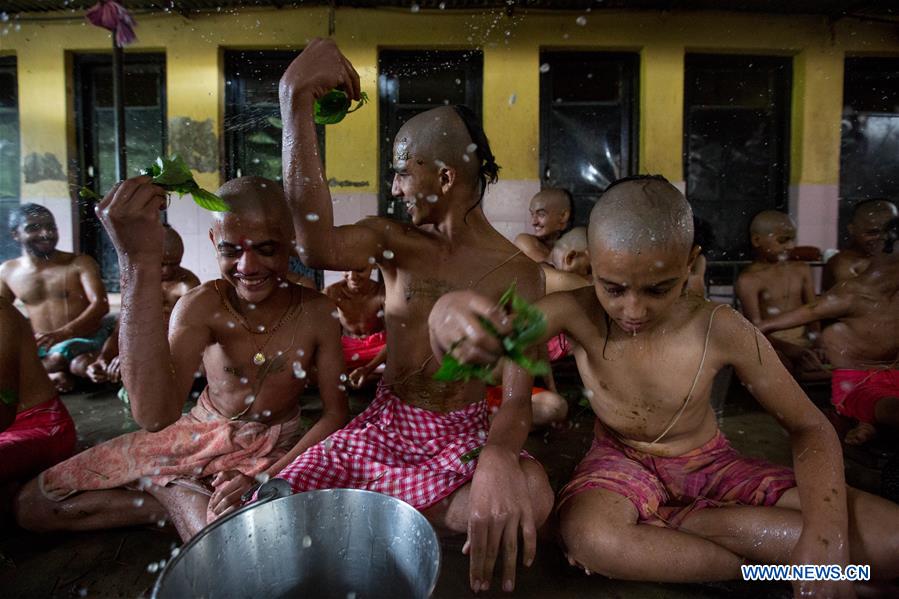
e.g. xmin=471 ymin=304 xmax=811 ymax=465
xmin=439 ymin=166 xmax=456 ymax=194
xmin=749 ymin=233 xmax=761 ymax=248
xmin=564 ymin=249 xmax=577 ymax=267
xmin=687 ymin=244 xmax=702 ymax=269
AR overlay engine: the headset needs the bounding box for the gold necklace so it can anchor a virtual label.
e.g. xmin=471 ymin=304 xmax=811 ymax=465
xmin=215 ymin=280 xmax=300 ymax=365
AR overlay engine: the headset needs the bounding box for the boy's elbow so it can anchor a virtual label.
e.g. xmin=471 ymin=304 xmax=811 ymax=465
xmin=133 ymin=406 xmax=180 ymax=432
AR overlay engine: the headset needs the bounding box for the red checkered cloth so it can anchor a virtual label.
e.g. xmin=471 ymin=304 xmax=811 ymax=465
xmin=275 ymin=383 xmax=496 ymax=509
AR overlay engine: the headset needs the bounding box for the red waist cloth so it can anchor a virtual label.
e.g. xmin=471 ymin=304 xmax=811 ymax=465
xmin=547 ymin=333 xmax=571 ymax=361
xmin=0 ymin=396 xmax=76 ymax=484
xmin=831 ymin=368 xmax=899 ymax=424
xmin=341 ymin=330 xmax=387 ymax=370
xmin=275 ymin=383 xmax=531 ymax=510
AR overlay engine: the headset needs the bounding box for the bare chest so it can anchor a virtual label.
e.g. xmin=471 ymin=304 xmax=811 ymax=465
xmin=9 ymin=265 xmax=79 ymax=305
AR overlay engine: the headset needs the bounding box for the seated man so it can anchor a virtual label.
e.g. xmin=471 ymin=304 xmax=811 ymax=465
xmin=514 ymin=188 xmax=573 ymax=264
xmin=324 ymin=264 xmax=386 ymax=388
xmin=1 ymin=204 xmax=110 ymax=393
xmin=0 ymin=297 xmax=76 ymax=514
xmin=823 ymin=199 xmax=898 ymax=290
xmin=14 ymin=176 xmax=349 ymax=542
xmin=276 ymin=39 xmax=553 ymax=594
xmin=543 ymin=226 xmax=591 ymax=362
xmin=735 ymin=210 xmax=827 ymax=381
xmin=760 ymin=217 xmax=899 ymax=447
xmin=86 ymin=224 xmax=200 ymax=384
xmin=431 ymin=176 xmax=899 ymax=594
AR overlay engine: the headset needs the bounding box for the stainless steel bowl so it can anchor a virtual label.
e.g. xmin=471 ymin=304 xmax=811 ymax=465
xmin=152 ymin=481 xmax=441 ymax=599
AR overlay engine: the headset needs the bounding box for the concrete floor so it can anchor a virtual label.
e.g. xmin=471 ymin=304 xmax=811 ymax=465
xmin=0 ymin=376 xmax=890 ymax=598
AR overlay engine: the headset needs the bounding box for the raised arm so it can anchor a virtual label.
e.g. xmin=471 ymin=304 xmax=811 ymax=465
xmin=97 ymin=176 xmax=209 ymax=431
xmin=720 ymin=307 xmax=850 ymax=595
xmin=759 ymin=291 xmax=853 ymax=335
xmin=279 ymin=39 xmax=384 ymax=271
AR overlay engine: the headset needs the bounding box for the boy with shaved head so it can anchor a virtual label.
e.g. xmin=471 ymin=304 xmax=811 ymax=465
xmin=735 ymin=210 xmax=827 ymax=381
xmin=15 ymin=176 xmax=348 ymax=542
xmin=515 ymin=188 xmax=573 ymax=263
xmin=760 ymin=217 xmax=899 ymax=447
xmin=278 ymin=38 xmax=553 ymax=594
xmin=824 ymin=199 xmax=898 ymax=290
xmin=431 ymin=175 xmax=899 ymax=594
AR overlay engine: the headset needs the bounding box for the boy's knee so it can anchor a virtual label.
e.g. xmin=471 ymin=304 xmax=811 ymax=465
xmin=14 ymin=480 xmax=56 ymax=532
xmin=42 ymin=353 xmax=67 ymax=373
xmin=522 ymin=461 xmax=554 ymax=525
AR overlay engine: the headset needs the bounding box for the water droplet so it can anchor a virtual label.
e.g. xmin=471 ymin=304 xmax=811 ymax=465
xmin=248 ymin=303 xmax=256 ymax=310
xmin=240 ymin=377 xmax=249 ymax=385
xmin=147 ymin=562 xmax=160 ymax=573
xmin=466 ymin=143 xmax=478 ymax=153
xmin=576 ymin=15 xmax=587 ymax=26
xmin=331 ymin=310 xmax=340 ymax=319
xmin=426 ymin=194 xmax=438 ymax=203
xmin=368 ymin=256 xmax=377 ymax=264
xmin=376 ymin=310 xmax=385 ymax=318
xmin=293 ymin=362 xmax=307 ymax=379
xmin=305 ymin=212 xmax=320 ymax=222
xmin=133 ymin=497 xmax=145 ymax=507
xmin=508 ymin=93 xmax=517 ymax=105
xmin=382 ymin=249 xmax=395 ymax=259
xmin=244 ymin=394 xmax=256 ymax=405
xmin=350 ymin=353 xmax=360 ymax=361
xmin=302 ymin=535 xmax=313 ymax=548
xmin=539 ymin=63 xmax=551 ymax=74
xmin=227 ymin=321 xmax=236 ymax=328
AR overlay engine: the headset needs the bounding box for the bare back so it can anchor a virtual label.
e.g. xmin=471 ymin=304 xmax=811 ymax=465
xmin=372 ymin=218 xmax=543 ymax=412
xmin=0 ymin=252 xmax=105 ymax=334
xmin=0 ymin=298 xmax=57 ymax=412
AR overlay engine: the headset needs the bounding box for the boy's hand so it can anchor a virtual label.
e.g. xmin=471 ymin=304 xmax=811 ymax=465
xmin=86 ymin=358 xmax=109 ymax=383
xmin=106 ymin=356 xmax=122 ymax=383
xmin=35 ymin=330 xmax=67 ymax=350
xmin=790 ymin=530 xmax=855 ymax=599
xmin=429 ymin=290 xmax=512 ymax=365
xmin=96 ymin=176 xmax=168 ymax=264
xmin=209 ymin=471 xmax=255 ymax=518
xmin=465 ymin=446 xmax=536 ymax=593
xmin=279 ymin=38 xmax=360 ymax=104
xmin=348 ymin=366 xmax=370 ymax=389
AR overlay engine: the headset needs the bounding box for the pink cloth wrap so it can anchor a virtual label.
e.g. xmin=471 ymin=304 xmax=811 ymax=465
xmin=547 ymin=333 xmax=571 ymax=361
xmin=558 ymin=421 xmax=796 ymax=528
xmin=831 ymin=368 xmax=899 ymax=425
xmin=39 ymin=389 xmax=303 ymax=517
xmin=0 ymin=396 xmax=76 ymax=484
xmin=276 ymin=383 xmax=530 ymax=510
xmin=341 ymin=330 xmax=387 ymax=370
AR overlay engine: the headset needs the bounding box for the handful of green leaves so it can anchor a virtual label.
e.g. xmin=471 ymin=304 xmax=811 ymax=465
xmin=433 ymin=284 xmax=550 ymax=384
xmin=79 ymin=155 xmax=229 ymax=212
xmin=313 ymin=90 xmax=369 ymax=125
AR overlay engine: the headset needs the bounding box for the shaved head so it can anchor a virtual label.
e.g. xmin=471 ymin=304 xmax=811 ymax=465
xmin=553 ymin=226 xmax=587 ymax=254
xmin=394 ymin=105 xmax=498 ymax=198
xmin=530 ymin=188 xmax=572 ymax=214
xmin=162 ymin=225 xmax=184 ymax=262
xmin=852 ymin=199 xmax=897 ymax=226
xmin=750 ymin=210 xmax=795 ymax=237
xmin=212 ymin=176 xmax=293 ymax=241
xmin=589 ymin=176 xmax=693 ymax=256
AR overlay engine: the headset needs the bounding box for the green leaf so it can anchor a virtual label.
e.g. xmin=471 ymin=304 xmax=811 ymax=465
xmin=248 ymin=132 xmax=279 ymax=146
xmin=433 ymin=283 xmax=549 ymax=383
xmin=460 ymin=446 xmax=482 ymax=464
xmin=266 ymin=116 xmax=283 ymax=129
xmin=146 ymin=155 xmax=194 ymax=187
xmin=190 ymin=188 xmax=231 ymax=212
xmin=313 ymin=90 xmax=369 ymax=125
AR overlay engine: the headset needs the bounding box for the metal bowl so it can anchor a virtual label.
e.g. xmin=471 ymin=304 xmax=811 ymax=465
xmin=153 ymin=482 xmax=441 ymax=599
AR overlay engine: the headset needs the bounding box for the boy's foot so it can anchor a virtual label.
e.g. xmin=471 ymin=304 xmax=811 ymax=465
xmin=48 ymin=371 xmax=75 ymax=394
xmin=844 ymin=422 xmax=877 ymax=446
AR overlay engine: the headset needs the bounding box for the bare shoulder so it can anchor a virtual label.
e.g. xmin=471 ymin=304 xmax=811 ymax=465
xmin=298 ymin=286 xmax=341 ymax=337
xmin=172 ymin=281 xmax=221 ymax=321
xmin=323 ymin=280 xmax=344 ymax=300
xmin=71 ymin=253 xmax=101 ymax=272
xmin=513 ymin=233 xmax=545 ymax=262
xmin=788 ymin=260 xmax=813 ymax=276
xmin=704 ymin=300 xmax=758 ymax=355
xmin=0 ymin=257 xmax=21 ymax=278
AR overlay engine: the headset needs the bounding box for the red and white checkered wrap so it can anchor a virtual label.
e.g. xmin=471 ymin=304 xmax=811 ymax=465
xmin=275 ymin=383 xmax=492 ymax=510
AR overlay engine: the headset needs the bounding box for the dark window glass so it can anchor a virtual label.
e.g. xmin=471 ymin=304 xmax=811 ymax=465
xmin=540 ymin=51 xmax=638 ymax=226
xmin=378 ymin=50 xmax=483 ymax=219
xmin=223 ymin=50 xmax=324 ymax=182
xmin=684 ymin=54 xmax=791 ymax=260
xmin=75 ymin=53 xmax=166 ymax=292
xmin=0 ymin=56 xmax=20 ymax=262
xmin=839 ymin=57 xmax=899 ymax=246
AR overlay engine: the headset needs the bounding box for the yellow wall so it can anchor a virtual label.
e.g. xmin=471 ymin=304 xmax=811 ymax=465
xmin=2 ymin=7 xmax=898 ymax=196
